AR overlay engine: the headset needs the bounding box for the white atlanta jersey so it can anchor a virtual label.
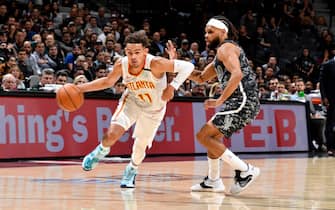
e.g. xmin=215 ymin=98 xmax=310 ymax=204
xmin=120 ymin=54 xmax=167 ymax=110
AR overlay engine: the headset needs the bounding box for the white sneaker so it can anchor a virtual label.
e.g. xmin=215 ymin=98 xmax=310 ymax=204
xmin=229 ymin=163 xmax=260 ymax=195
xmin=120 ymin=164 xmax=137 ymax=188
xmin=191 ymin=176 xmax=225 ymax=192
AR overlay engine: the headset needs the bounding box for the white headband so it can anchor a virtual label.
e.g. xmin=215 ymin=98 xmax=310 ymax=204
xmin=206 ymin=18 xmax=229 ymax=33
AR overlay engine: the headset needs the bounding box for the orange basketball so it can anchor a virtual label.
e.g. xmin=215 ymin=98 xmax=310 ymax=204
xmin=56 ymin=83 xmax=84 ymax=112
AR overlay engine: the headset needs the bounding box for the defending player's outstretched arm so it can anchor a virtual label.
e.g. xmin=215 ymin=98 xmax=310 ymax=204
xmin=188 ymin=62 xmax=217 ymax=84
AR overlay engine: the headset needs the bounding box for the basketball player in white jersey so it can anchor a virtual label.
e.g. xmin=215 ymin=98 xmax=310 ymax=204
xmin=188 ymin=16 xmax=260 ymax=194
xmin=77 ymin=31 xmax=194 ymax=188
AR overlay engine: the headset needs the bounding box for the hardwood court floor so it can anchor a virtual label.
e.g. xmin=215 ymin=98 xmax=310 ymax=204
xmin=0 ymin=154 xmax=334 ymax=210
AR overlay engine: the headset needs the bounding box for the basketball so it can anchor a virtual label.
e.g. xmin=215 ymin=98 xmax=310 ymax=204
xmin=56 ymin=83 xmax=84 ymax=112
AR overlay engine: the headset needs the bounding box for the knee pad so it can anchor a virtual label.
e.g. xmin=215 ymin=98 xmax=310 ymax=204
xmin=131 ymin=138 xmax=148 ymax=166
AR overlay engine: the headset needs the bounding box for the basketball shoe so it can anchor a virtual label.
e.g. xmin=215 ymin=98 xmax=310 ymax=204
xmin=120 ymin=164 xmax=138 ymax=188
xmin=191 ymin=176 xmax=225 ymax=192
xmin=82 ymin=145 xmax=110 ymax=171
xmin=229 ymin=163 xmax=260 ymax=195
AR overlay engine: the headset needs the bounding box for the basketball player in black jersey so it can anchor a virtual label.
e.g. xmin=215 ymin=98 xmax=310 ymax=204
xmin=189 ymin=16 xmax=260 ymax=194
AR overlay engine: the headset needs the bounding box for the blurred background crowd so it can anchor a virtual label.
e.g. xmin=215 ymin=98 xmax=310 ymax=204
xmin=1 ymin=0 xmax=334 ymax=152
xmin=0 ymin=0 xmax=333 ymax=98
xmin=0 ymin=0 xmax=333 ymax=99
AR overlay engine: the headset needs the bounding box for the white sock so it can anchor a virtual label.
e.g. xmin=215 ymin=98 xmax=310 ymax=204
xmin=129 ymin=161 xmax=138 ymax=170
xmin=99 ymin=143 xmax=109 ymax=150
xmin=221 ymin=149 xmax=248 ymax=171
xmin=208 ymin=157 xmax=220 ymax=180
xmin=98 ymin=143 xmax=110 ymax=155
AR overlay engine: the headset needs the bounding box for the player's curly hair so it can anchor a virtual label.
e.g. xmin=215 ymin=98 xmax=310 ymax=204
xmin=125 ymin=30 xmax=150 ymax=48
xmin=212 ymin=15 xmax=239 ymax=41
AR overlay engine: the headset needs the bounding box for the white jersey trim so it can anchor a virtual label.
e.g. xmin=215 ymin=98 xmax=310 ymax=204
xmin=212 ymin=82 xmax=247 ymax=117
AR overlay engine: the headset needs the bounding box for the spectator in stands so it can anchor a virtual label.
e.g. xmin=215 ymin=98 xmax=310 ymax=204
xmin=0 ymin=30 xmax=8 ymax=44
xmin=255 ymin=66 xmax=264 ymax=83
xmin=254 ymin=25 xmax=272 ymax=63
xmin=208 ymin=82 xmax=222 ymax=99
xmin=29 ymin=7 xmax=43 ymax=32
xmin=199 ymin=50 xmax=216 ymax=70
xmin=97 ymin=24 xmax=111 ymax=45
xmin=278 ymin=82 xmax=288 ymax=95
xmin=7 ymin=23 xmax=17 ymax=46
xmin=267 ymin=77 xmax=279 ymax=100
xmin=93 ymin=51 xmax=106 ymax=70
xmin=1 ymin=73 xmax=17 ymax=91
xmin=262 ymin=56 xmax=280 ymax=76
xmin=63 ymin=6 xmax=78 ymax=27
xmin=200 ymin=45 xmax=210 ymax=58
xmin=191 ymin=51 xmax=202 ymax=68
xmin=305 ymin=80 xmax=314 ymax=94
xmin=17 ymin=48 xmax=30 ymax=81
xmin=8 ymin=65 xmax=25 ymax=89
xmin=58 ymin=31 xmax=74 ymax=55
xmin=45 ymin=34 xmax=64 ymax=59
xmin=177 ymin=39 xmax=192 ymax=60
xmin=105 ymin=39 xmax=120 ymax=62
xmin=190 ymin=83 xmax=207 ymax=97
xmin=83 ymin=28 xmax=94 ymax=46
xmin=149 ymin=31 xmax=165 ymax=56
xmin=319 ymin=30 xmax=334 ymax=63
xmin=55 ymin=70 xmax=69 ymax=85
xmin=119 ymin=27 xmax=132 ymax=47
xmin=114 ymin=43 xmax=124 ymax=56
xmin=189 ymin=42 xmax=200 ymax=58
xmin=64 ymin=44 xmax=81 ymax=73
xmin=0 ymin=55 xmax=17 ymax=80
xmin=287 ymin=81 xmax=297 ymax=95
xmin=263 ymin=66 xmax=275 ymax=86
xmin=73 ymin=75 xmax=88 ymax=85
xmin=96 ymin=7 xmax=108 ymax=28
xmin=23 ymin=19 xmax=36 ymax=41
xmin=47 ymin=44 xmax=65 ymax=72
xmin=22 ymin=40 xmax=34 ymax=74
xmin=85 ymin=16 xmax=103 ymax=36
xmin=95 ymin=64 xmax=108 ymax=79
xmin=93 ymin=39 xmax=105 ymax=55
xmin=315 ymin=16 xmax=328 ymax=36
xmin=113 ymin=82 xmax=126 ymax=95
xmin=82 ymin=55 xmax=96 ymax=81
xmin=238 ymin=25 xmax=254 ymax=59
xmin=0 ymin=3 xmax=8 ymax=25
xmin=282 ymin=0 xmax=301 ymax=31
xmin=30 ymin=68 xmax=55 ymax=90
xmin=12 ymin=29 xmax=26 ymax=56
xmin=240 ymin=9 xmax=257 ymax=35
xmin=258 ymin=83 xmax=270 ymax=99
xmin=30 ymin=42 xmax=53 ymax=75
xmin=294 ymin=48 xmax=316 ymax=82
xmin=78 ymin=38 xmax=88 ymax=55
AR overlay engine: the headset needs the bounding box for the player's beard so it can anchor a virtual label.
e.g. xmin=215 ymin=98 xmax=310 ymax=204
xmin=207 ymin=36 xmax=221 ymax=50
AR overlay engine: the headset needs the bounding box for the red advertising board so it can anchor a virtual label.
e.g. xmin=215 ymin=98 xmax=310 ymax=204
xmin=0 ymin=96 xmax=309 ymax=159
